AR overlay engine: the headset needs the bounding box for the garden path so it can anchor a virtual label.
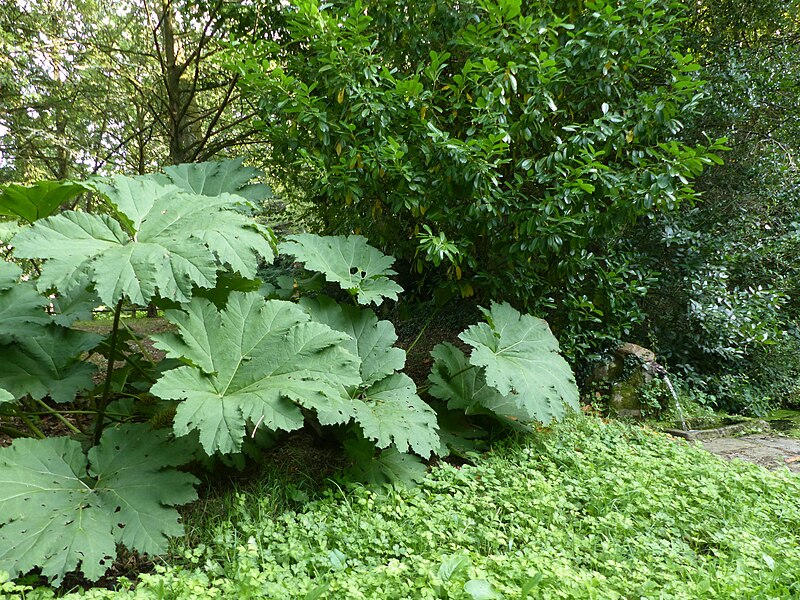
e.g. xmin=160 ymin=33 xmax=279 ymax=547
xmin=699 ymin=434 xmax=800 ymax=474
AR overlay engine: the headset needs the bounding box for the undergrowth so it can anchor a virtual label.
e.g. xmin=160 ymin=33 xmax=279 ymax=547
xmin=8 ymin=416 xmax=800 ymax=599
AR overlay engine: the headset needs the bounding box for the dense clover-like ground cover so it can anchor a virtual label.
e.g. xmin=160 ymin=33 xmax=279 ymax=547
xmin=7 ymin=416 xmax=799 ymax=599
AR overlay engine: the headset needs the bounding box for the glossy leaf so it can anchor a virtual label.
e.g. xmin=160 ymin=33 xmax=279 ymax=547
xmin=0 ymin=181 xmax=86 ymax=223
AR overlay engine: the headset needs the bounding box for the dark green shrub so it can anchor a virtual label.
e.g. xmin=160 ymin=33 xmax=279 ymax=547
xmin=233 ymin=0 xmax=725 ymax=359
xmin=631 ymin=0 xmax=800 ymax=410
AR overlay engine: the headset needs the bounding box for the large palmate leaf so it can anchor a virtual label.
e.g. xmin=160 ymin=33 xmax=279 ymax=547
xmin=299 ymin=296 xmax=437 ymax=456
xmin=150 ymin=292 xmax=361 ymax=455
xmin=155 ymin=157 xmax=272 ymax=202
xmin=0 ymin=262 xmax=51 ymax=343
xmin=0 ymin=180 xmax=86 ymax=223
xmin=300 ymin=296 xmax=405 ymax=386
xmin=351 ymin=373 xmax=439 ymax=458
xmin=0 ymin=424 xmax=198 ymax=584
xmin=344 ymin=437 xmax=429 ymax=486
xmin=459 ymin=302 xmax=579 ymax=424
xmin=428 ymin=342 xmax=532 ymax=428
xmin=0 ymin=262 xmax=102 ymax=402
xmin=0 ymin=257 xmax=99 ymax=328
xmin=280 ymin=234 xmax=403 ymax=305
xmin=48 ymin=281 xmax=100 ymax=327
xmin=0 ymin=221 xmax=21 ymax=244
xmin=0 ymin=326 xmax=102 ymax=402
xmin=0 ymin=388 xmax=13 ymax=404
xmin=12 ymin=172 xmax=274 ymax=306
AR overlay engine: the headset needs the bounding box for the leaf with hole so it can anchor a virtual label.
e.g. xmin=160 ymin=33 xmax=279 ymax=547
xmin=280 ymin=234 xmax=402 ymax=305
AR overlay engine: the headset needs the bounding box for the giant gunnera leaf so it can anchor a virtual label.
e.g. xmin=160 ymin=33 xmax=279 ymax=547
xmin=0 ymin=325 xmax=102 ymax=403
xmin=300 ymin=296 xmax=438 ymax=457
xmin=457 ymin=302 xmax=579 ymax=424
xmin=11 ymin=167 xmax=275 ymax=307
xmin=351 ymin=373 xmax=440 ymax=458
xmin=428 ymin=342 xmax=532 ymax=429
xmin=154 ymin=157 xmax=272 ymax=203
xmin=0 ymin=262 xmax=51 ymax=343
xmin=0 ymin=262 xmax=102 ymax=403
xmin=0 ymin=424 xmax=198 ymax=584
xmin=280 ymin=234 xmax=403 ymax=305
xmin=300 ymin=296 xmax=406 ymax=386
xmin=150 ymin=292 xmax=361 ymax=455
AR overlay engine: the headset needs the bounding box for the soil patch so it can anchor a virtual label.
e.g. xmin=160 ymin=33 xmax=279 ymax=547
xmin=391 ymin=299 xmax=482 ymax=388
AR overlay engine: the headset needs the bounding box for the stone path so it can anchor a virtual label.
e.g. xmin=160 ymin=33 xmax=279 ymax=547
xmin=698 ymin=434 xmax=800 ymax=474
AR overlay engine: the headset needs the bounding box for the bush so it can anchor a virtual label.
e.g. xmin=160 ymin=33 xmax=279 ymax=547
xmin=233 ymin=0 xmax=726 ymax=360
xmin=0 ymin=160 xmax=579 ymax=586
xmin=631 ymin=0 xmax=800 ymax=409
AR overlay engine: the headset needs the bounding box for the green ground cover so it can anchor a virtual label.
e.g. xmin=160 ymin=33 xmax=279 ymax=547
xmin=766 ymin=410 xmax=800 ymax=439
xmin=6 ymin=416 xmax=799 ymax=599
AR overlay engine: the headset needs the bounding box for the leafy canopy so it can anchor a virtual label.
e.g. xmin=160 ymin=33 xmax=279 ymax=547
xmin=236 ymin=0 xmax=728 ymax=358
xmin=0 ymin=153 xmax=580 ymax=586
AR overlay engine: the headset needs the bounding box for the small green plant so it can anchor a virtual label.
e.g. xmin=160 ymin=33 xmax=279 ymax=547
xmin=21 ymin=417 xmax=800 ymax=598
xmin=638 ymin=378 xmax=668 ymax=418
xmin=711 ymin=373 xmax=776 ymax=417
